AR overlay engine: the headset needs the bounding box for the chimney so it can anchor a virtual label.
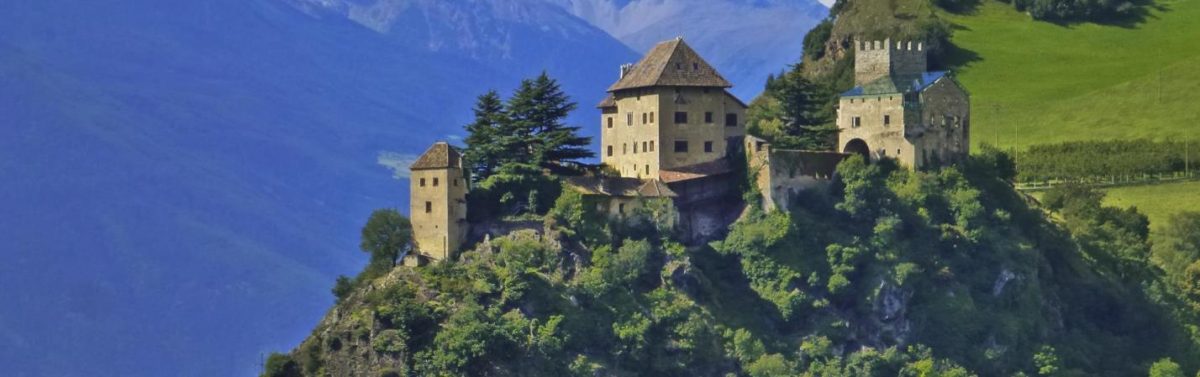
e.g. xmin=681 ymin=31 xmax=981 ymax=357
xmin=619 ymin=63 xmax=634 ymax=79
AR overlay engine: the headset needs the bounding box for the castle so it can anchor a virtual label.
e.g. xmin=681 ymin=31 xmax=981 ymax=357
xmin=405 ymin=37 xmax=970 ymax=264
xmin=837 ymin=39 xmax=970 ymax=168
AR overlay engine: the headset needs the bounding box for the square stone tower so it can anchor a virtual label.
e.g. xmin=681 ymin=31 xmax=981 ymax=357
xmin=854 ymin=39 xmax=928 ymax=86
xmin=406 ymin=142 xmax=468 ymax=266
xmin=838 ymin=39 xmax=969 ymax=169
xmin=597 ymin=37 xmax=747 ymax=180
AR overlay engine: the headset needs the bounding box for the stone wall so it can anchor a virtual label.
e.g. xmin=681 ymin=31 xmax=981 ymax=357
xmin=853 ymin=39 xmax=927 ymax=86
xmin=602 ymin=86 xmax=746 ymax=179
xmin=837 ymin=94 xmax=915 ymax=164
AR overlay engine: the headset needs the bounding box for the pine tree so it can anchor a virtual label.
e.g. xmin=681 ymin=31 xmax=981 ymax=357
xmin=771 ymin=68 xmax=838 ymax=150
xmin=505 ymin=72 xmax=592 ymax=175
xmin=462 ymin=91 xmax=507 ymax=182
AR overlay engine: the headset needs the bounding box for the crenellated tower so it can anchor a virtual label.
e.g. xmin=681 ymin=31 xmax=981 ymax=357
xmin=853 ymin=39 xmax=928 ymax=86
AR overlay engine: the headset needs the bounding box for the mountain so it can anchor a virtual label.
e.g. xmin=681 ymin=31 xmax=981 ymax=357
xmin=0 ymin=0 xmax=635 ymax=375
xmin=548 ymin=0 xmax=830 ymax=99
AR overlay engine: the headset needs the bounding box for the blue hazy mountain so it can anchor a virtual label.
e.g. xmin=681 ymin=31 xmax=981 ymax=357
xmin=0 ymin=0 xmax=634 ymax=375
xmin=548 ymin=0 xmax=830 ymax=99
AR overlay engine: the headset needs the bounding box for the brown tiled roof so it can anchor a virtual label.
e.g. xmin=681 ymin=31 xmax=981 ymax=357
xmin=659 ymin=159 xmax=733 ymax=183
xmin=566 ymin=176 xmax=677 ymax=198
xmin=410 ymin=142 xmax=461 ymax=171
xmin=609 ymin=38 xmax=733 ymax=92
xmin=597 ymin=94 xmax=616 ymax=109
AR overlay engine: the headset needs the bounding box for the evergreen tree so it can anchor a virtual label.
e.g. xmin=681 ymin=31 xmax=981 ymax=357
xmin=771 ymin=68 xmax=838 ymax=150
xmin=462 ymin=91 xmax=507 ymax=183
xmin=505 ymin=72 xmax=593 ymax=174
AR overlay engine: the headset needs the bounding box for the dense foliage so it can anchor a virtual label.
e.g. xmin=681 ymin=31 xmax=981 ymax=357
xmin=1014 ymin=139 xmax=1199 ymax=184
xmin=271 ymin=152 xmax=1200 ymax=376
xmin=461 ymin=73 xmax=592 ymax=219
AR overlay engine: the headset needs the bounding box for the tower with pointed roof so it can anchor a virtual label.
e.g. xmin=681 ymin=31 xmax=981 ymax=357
xmin=837 ymin=39 xmax=970 ymax=169
xmin=597 ymin=37 xmax=747 ymax=182
xmin=406 ymin=142 xmax=468 ymax=266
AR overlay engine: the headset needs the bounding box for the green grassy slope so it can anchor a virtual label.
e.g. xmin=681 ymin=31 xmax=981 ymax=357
xmin=944 ymin=0 xmax=1200 ymax=149
xmin=1103 ymin=180 xmax=1200 ymax=228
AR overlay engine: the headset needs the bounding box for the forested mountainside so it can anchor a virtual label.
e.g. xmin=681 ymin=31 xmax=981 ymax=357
xmin=272 ymin=149 xmax=1200 ymax=376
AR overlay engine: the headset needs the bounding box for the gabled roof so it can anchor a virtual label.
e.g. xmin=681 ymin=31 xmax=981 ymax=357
xmin=841 ymin=71 xmax=948 ymax=97
xmin=566 ymin=176 xmax=678 ymax=198
xmin=609 ymin=38 xmax=733 ymax=92
xmin=597 ymin=93 xmax=616 ymax=109
xmin=659 ymin=159 xmax=734 ymax=183
xmin=410 ymin=142 xmax=462 ymax=171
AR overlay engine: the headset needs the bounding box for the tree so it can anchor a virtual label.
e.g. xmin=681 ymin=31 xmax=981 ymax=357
xmin=360 ymin=209 xmax=412 ymax=267
xmin=261 ymin=353 xmax=301 ymax=377
xmin=1156 ymin=212 xmax=1200 ymax=279
xmin=504 ymin=72 xmax=593 ymax=175
xmin=463 ymin=90 xmax=508 ymax=182
xmin=1148 ymin=358 xmax=1184 ymax=377
xmin=1184 ymin=261 xmax=1200 ymax=313
xmin=760 ymin=65 xmax=839 ymax=150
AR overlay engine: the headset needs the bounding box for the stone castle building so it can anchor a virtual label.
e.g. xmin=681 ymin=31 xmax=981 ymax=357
xmin=407 ymin=37 xmax=971 ymax=263
xmin=405 ymin=142 xmax=468 ymax=266
xmin=837 ymin=39 xmax=970 ymax=169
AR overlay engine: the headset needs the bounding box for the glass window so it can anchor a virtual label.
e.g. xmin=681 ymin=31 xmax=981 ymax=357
xmin=725 ymin=113 xmax=737 ymax=127
xmin=704 ymin=112 xmax=713 ymax=123
xmin=674 ymin=140 xmax=688 ymax=153
xmin=674 ymin=112 xmax=688 ymax=124
xmin=704 ymin=141 xmax=713 ymax=153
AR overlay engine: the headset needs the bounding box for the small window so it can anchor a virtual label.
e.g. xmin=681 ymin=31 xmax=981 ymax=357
xmin=884 ymin=115 xmax=891 ymax=126
xmin=692 ymin=62 xmax=698 ymax=70
xmin=425 ymin=202 xmax=432 ymax=213
xmin=725 ymin=113 xmax=737 ymax=127
xmin=675 ymin=63 xmax=682 ymax=70
xmin=633 ymin=142 xmax=638 ymax=154
xmin=453 ymin=179 xmax=458 ymax=187
xmin=607 ymin=117 xmax=613 ymax=128
xmin=627 ymin=113 xmax=633 ymax=126
xmin=650 ymin=112 xmax=655 ymax=123
xmin=650 ymin=141 xmax=655 ymax=151
xmin=674 ymin=140 xmax=689 ymax=153
xmin=607 ymin=145 xmax=613 ymax=157
xmin=619 ymin=203 xmax=626 ymax=214
xmin=704 ymin=141 xmax=713 ymax=153
xmin=852 ymin=117 xmax=862 ymax=128
xmin=704 ymin=112 xmax=713 ymax=124
xmin=623 ymin=143 xmax=628 ymax=154
xmin=642 ymin=113 xmax=648 ymax=124
xmin=419 ymin=178 xmax=426 ymax=187
xmin=433 ymin=178 xmax=439 ymax=187
xmin=674 ymin=112 xmax=688 ymax=124
xmin=645 ymin=165 xmax=650 ymax=175
xmin=642 ymin=141 xmax=648 ymax=152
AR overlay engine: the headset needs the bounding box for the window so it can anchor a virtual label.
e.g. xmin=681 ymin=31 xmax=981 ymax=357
xmin=650 ymin=112 xmax=655 ymax=123
xmin=704 ymin=141 xmax=713 ymax=153
xmin=619 ymin=203 xmax=626 ymax=214
xmin=633 ymin=142 xmax=638 ymax=154
xmin=433 ymin=178 xmax=439 ymax=187
xmin=607 ymin=145 xmax=613 ymax=157
xmin=623 ymin=143 xmax=628 ymax=154
xmin=674 ymin=140 xmax=689 ymax=153
xmin=650 ymin=141 xmax=655 ymax=151
xmin=884 ymin=115 xmax=891 ymax=126
xmin=642 ymin=113 xmax=648 ymax=124
xmin=419 ymin=178 xmax=426 ymax=187
xmin=645 ymin=165 xmax=650 ymax=175
xmin=852 ymin=117 xmax=862 ymax=128
xmin=607 ymin=117 xmax=613 ymax=128
xmin=453 ymin=178 xmax=458 ymax=187
xmin=425 ymin=201 xmax=432 ymax=213
xmin=675 ymin=63 xmax=682 ymax=70
xmin=692 ymin=62 xmax=699 ymax=70
xmin=642 ymin=141 xmax=648 ymax=152
xmin=704 ymin=112 xmax=713 ymax=124
xmin=627 ymin=113 xmax=633 ymax=126
xmin=674 ymin=112 xmax=688 ymax=124
xmin=725 ymin=113 xmax=737 ymax=127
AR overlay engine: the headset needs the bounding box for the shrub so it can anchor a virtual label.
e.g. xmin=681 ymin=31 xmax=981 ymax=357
xmin=261 ymin=353 xmax=301 ymax=377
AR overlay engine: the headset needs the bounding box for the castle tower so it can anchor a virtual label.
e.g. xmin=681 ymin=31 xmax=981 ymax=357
xmin=406 ymin=142 xmax=468 ymax=266
xmin=597 ymin=37 xmax=747 ymax=180
xmin=854 ymin=39 xmax=927 ymax=86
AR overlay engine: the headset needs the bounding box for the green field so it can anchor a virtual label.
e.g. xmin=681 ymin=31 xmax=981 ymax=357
xmin=943 ymin=0 xmax=1200 ymax=150
xmin=1102 ymin=180 xmax=1200 ymax=229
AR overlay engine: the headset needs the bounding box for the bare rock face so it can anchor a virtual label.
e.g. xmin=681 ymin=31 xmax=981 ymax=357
xmin=868 ymin=281 xmax=913 ymax=347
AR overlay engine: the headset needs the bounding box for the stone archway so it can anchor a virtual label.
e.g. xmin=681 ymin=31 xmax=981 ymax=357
xmin=843 ymin=139 xmax=870 ymax=160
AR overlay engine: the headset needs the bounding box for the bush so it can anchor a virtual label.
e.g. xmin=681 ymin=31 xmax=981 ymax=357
xmin=261 ymin=353 xmax=301 ymax=377
xmin=332 ymin=275 xmax=354 ymax=302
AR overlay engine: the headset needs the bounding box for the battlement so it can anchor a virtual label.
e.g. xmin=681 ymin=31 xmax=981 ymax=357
xmin=856 ymin=39 xmax=923 ymax=52
xmin=853 ymin=38 xmax=928 ymax=86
